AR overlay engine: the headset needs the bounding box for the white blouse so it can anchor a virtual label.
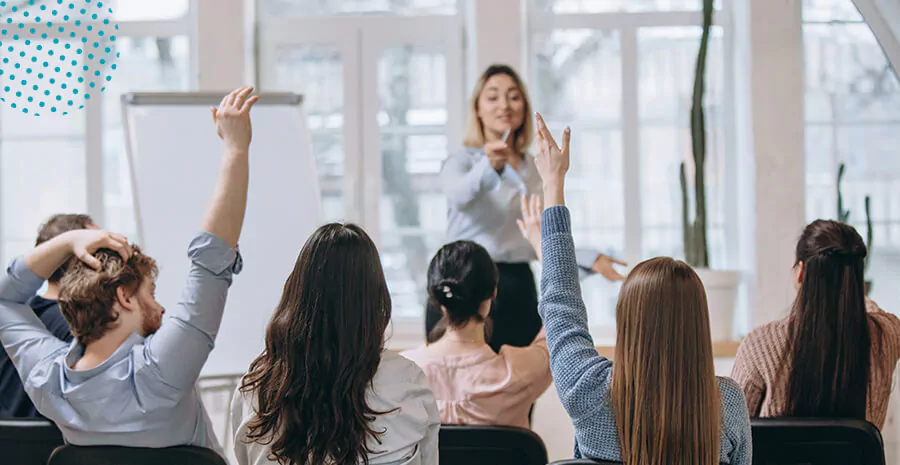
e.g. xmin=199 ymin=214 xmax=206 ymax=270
xmin=230 ymin=351 xmax=440 ymax=465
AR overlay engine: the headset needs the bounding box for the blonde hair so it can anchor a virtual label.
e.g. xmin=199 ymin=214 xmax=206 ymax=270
xmin=611 ymin=257 xmax=720 ymax=465
xmin=463 ymin=64 xmax=533 ymax=154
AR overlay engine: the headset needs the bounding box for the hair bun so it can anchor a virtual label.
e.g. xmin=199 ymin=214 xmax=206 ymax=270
xmin=433 ymin=279 xmax=465 ymax=305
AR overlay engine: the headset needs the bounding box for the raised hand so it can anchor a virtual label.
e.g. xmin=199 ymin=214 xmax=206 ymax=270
xmin=211 ymin=86 xmax=260 ymax=151
xmin=517 ymin=194 xmax=544 ymax=261
xmin=534 ymin=113 xmax=570 ymax=184
xmin=68 ymin=230 xmax=133 ymax=270
xmin=533 ymin=112 xmax=570 ymax=207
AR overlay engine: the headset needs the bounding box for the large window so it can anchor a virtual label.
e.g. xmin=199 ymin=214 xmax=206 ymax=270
xmin=258 ymin=3 xmax=463 ymax=324
xmin=0 ymin=0 xmax=195 ymax=266
xmin=803 ymin=0 xmax=900 ymax=313
xmin=530 ymin=0 xmax=734 ymax=338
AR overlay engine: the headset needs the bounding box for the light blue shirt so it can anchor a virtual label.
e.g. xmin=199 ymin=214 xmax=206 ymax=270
xmin=441 ymin=147 xmax=543 ymax=263
xmin=0 ymin=232 xmax=241 ymax=454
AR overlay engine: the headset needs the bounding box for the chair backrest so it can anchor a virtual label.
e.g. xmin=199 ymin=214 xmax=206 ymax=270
xmin=48 ymin=445 xmax=227 ymax=465
xmin=439 ymin=425 xmax=548 ymax=465
xmin=548 ymin=460 xmax=617 ymax=465
xmin=751 ymin=418 xmax=886 ymax=465
xmin=0 ymin=418 xmax=65 ymax=465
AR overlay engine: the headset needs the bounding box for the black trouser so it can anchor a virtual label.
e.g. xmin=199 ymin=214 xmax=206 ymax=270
xmin=425 ymin=262 xmax=541 ymax=353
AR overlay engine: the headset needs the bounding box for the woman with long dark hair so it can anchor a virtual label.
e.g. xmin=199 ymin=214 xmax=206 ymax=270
xmin=524 ymin=116 xmax=751 ymax=464
xmin=403 ymin=240 xmax=551 ymax=428
xmin=732 ymin=220 xmax=900 ymax=427
xmin=231 ymin=223 xmax=439 ymax=465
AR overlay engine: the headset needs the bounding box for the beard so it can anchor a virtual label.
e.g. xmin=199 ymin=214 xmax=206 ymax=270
xmin=141 ymin=307 xmax=164 ymax=336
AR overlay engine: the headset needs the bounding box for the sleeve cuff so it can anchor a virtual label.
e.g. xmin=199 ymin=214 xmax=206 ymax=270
xmin=475 ymin=156 xmax=501 ymax=191
xmin=541 ymin=206 xmax=571 ymax=237
xmin=575 ymin=248 xmax=601 ymax=270
xmin=7 ymin=258 xmax=46 ymax=297
xmin=577 ymin=268 xmax=591 ymax=282
xmin=188 ymin=232 xmax=243 ymax=276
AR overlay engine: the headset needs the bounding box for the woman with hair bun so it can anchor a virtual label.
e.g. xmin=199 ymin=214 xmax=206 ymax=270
xmin=403 ymin=240 xmax=551 ymax=428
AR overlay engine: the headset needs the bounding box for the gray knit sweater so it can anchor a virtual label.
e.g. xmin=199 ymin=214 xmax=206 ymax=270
xmin=538 ymin=206 xmax=752 ymax=464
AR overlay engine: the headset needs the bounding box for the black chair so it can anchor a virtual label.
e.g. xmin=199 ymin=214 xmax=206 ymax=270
xmin=0 ymin=418 xmax=65 ymax=465
xmin=48 ymin=445 xmax=227 ymax=465
xmin=439 ymin=424 xmax=548 ymax=465
xmin=548 ymin=460 xmax=613 ymax=465
xmin=751 ymin=418 xmax=885 ymax=465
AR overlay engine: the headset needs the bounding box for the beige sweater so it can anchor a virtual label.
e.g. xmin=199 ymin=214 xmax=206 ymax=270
xmin=731 ymin=300 xmax=900 ymax=428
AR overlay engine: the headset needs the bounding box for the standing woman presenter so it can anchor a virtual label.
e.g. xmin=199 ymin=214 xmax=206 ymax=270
xmin=433 ymin=64 xmax=622 ymax=352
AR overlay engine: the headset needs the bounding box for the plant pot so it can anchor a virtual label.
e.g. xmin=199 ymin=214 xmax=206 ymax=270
xmin=694 ymin=268 xmax=741 ymax=342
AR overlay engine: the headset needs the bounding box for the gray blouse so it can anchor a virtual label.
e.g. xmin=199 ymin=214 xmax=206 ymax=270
xmin=440 ymin=147 xmax=604 ymax=278
xmin=440 ymin=147 xmax=543 ymax=264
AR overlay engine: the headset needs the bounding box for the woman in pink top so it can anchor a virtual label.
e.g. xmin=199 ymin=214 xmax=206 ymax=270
xmin=403 ymin=241 xmax=552 ymax=429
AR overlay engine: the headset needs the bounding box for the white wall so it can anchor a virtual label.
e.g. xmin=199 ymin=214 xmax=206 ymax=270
xmin=194 ymin=0 xmax=248 ymax=90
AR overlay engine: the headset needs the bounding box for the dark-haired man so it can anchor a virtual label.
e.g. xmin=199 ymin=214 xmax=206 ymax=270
xmin=0 ymin=214 xmax=96 ymax=418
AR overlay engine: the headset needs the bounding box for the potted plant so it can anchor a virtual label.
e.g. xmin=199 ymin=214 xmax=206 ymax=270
xmin=681 ymin=0 xmax=740 ymax=341
xmin=836 ymin=163 xmax=874 ymax=293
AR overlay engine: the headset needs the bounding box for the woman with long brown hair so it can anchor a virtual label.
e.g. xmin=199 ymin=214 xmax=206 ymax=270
xmin=732 ymin=220 xmax=900 ymax=427
xmin=435 ymin=63 xmax=623 ymax=352
xmin=523 ymin=116 xmax=751 ymax=464
xmin=230 ymin=223 xmax=439 ymax=465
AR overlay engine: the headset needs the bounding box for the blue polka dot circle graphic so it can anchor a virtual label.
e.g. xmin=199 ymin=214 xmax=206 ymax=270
xmin=0 ymin=0 xmax=118 ymax=116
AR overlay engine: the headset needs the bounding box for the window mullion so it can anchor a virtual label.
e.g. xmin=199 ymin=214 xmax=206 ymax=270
xmin=621 ymin=25 xmax=642 ymax=264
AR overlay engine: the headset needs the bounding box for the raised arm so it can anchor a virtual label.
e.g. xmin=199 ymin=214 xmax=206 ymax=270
xmin=1 ymin=230 xmax=130 ymax=380
xmin=531 ymin=114 xmax=614 ymax=420
xmin=539 ymin=205 xmax=614 ymax=419
xmin=202 ymin=86 xmax=258 ymax=248
xmin=512 ymin=328 xmax=553 ymax=404
xmin=144 ymin=87 xmax=258 ymax=390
